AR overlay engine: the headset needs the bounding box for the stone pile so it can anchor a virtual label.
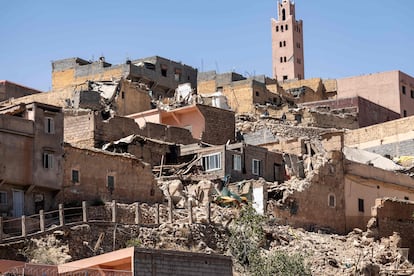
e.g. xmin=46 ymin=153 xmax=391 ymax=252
xmin=264 ymin=224 xmax=413 ymax=275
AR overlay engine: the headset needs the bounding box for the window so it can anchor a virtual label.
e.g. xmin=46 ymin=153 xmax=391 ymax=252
xmin=233 ymin=155 xmax=241 ymax=171
xmin=174 ymin=68 xmax=182 ymax=82
xmin=404 ymin=196 xmax=409 ymax=200
xmin=328 ymin=194 xmax=336 ymax=208
xmin=255 ymin=91 xmax=260 ymax=97
xmin=42 ymin=152 xmax=53 ymax=169
xmin=161 ymin=65 xmax=168 ymax=77
xmin=281 ymin=25 xmax=284 ymax=32
xmin=276 ymin=26 xmax=279 ymax=32
xmin=282 ymin=9 xmax=286 ymax=21
xmin=402 ymin=85 xmax=406 ymax=95
xmin=296 ymin=42 xmax=301 ymax=48
xmin=411 ymin=90 xmax=414 ymax=98
xmin=107 ymin=175 xmax=115 ymax=191
xmin=283 ymin=41 xmax=286 ymax=47
xmin=252 ymin=159 xmax=261 ymax=176
xmin=121 ymin=91 xmax=125 ymax=99
xmin=285 ymin=24 xmax=288 ymax=30
xmin=358 ymin=198 xmax=364 ymax=213
xmin=284 ymin=56 xmax=287 ymax=62
xmin=72 ymin=170 xmax=79 ymax=183
xmin=283 ymin=75 xmax=288 ymax=81
xmin=202 ymin=153 xmax=222 ymax=172
xmin=404 ymin=110 xmax=407 ymax=117
xmin=44 ymin=117 xmax=55 ymax=134
xmin=279 ymin=41 xmax=283 ymax=47
xmin=294 ymin=114 xmax=302 ymax=123
xmin=0 ymin=191 xmax=7 ymax=205
xmin=280 ymin=57 xmax=283 ymax=63
xmin=297 ymin=58 xmax=301 ymax=64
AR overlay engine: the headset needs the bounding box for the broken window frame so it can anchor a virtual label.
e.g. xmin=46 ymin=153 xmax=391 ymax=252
xmin=358 ymin=198 xmax=364 ymax=213
xmin=202 ymin=153 xmax=222 ymax=172
xmin=0 ymin=191 xmax=7 ymax=205
xmin=174 ymin=68 xmax=182 ymax=82
xmin=161 ymin=64 xmax=168 ymax=77
xmin=107 ymin=175 xmax=115 ymax=191
xmin=233 ymin=154 xmax=242 ymax=171
xmin=252 ymin=159 xmax=262 ymax=176
xmin=44 ymin=117 xmax=55 ymax=134
xmin=328 ymin=193 xmax=336 ymax=208
xmin=72 ymin=170 xmax=80 ymax=184
xmin=42 ymin=152 xmax=53 ymax=169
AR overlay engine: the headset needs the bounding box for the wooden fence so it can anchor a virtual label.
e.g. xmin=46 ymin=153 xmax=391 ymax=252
xmin=0 ymin=199 xmax=211 ymax=243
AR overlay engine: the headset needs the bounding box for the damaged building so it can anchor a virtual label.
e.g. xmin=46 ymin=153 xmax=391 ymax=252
xmin=197 ymin=71 xmax=283 ymax=114
xmin=128 ymin=103 xmax=235 ymax=145
xmin=0 ymin=102 xmax=63 ymax=216
xmin=52 ymin=56 xmax=197 ymax=100
xmin=57 ymin=144 xmax=163 ymax=206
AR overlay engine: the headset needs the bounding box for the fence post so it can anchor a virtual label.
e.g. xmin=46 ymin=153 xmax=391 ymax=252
xmin=155 ymin=203 xmax=160 ymax=224
xmin=206 ymin=202 xmax=211 ymax=224
xmin=135 ymin=202 xmax=140 ymax=225
xmin=82 ymin=201 xmax=88 ymax=222
xmin=112 ymin=200 xmax=117 ymax=223
xmin=39 ymin=210 xmax=45 ymax=232
xmin=59 ymin=204 xmax=64 ymax=226
xmin=188 ymin=198 xmax=193 ymax=224
xmin=168 ymin=199 xmax=173 ymax=223
xmin=21 ymin=216 xmax=26 ymax=237
xmin=0 ymin=217 xmax=3 ymax=242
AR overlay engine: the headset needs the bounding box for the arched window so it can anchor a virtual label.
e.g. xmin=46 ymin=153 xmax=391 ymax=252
xmin=279 ymin=41 xmax=283 ymax=47
xmin=283 ymin=41 xmax=286 ymax=46
xmin=281 ymin=25 xmax=284 ymax=32
xmin=284 ymin=56 xmax=287 ymax=62
xmin=280 ymin=57 xmax=283 ymax=63
xmin=276 ymin=26 xmax=279 ymax=32
xmin=282 ymin=9 xmax=286 ymax=21
xmin=285 ymin=24 xmax=288 ymax=30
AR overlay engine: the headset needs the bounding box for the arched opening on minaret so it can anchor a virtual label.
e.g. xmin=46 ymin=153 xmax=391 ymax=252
xmin=282 ymin=9 xmax=286 ymax=21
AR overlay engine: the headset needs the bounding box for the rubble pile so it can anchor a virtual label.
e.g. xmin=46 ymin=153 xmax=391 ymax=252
xmin=264 ymin=225 xmax=414 ymax=275
xmin=236 ymin=115 xmax=333 ymax=140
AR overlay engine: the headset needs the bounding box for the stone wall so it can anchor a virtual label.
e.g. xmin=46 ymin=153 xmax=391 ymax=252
xmin=372 ymin=198 xmax=414 ymax=260
xmin=270 ymin=151 xmax=347 ymax=233
xmin=64 ymin=111 xmax=95 ymax=147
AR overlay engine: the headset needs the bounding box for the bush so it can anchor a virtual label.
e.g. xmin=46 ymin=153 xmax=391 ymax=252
xmin=125 ymin=238 xmax=141 ymax=248
xmin=228 ymin=205 xmax=265 ymax=266
xmin=250 ymin=250 xmax=311 ymax=276
xmin=229 ymin=205 xmax=310 ymax=275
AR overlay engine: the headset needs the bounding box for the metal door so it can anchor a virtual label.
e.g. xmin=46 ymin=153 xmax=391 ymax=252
xmin=12 ymin=190 xmax=24 ymax=217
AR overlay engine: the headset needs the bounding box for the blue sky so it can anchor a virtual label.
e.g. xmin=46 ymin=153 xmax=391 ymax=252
xmin=1 ymin=0 xmax=413 ymax=91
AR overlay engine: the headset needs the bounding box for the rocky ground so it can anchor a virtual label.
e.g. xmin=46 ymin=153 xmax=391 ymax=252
xmin=3 ymin=202 xmax=412 ymax=276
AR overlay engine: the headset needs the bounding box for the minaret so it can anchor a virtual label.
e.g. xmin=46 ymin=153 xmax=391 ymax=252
xmin=271 ymin=0 xmax=304 ymax=82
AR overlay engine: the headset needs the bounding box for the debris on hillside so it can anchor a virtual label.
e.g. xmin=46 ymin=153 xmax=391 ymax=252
xmin=264 ymin=224 xmax=413 ymax=275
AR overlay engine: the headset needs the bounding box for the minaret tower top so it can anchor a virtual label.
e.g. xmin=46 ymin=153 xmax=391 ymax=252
xmin=271 ymin=0 xmax=305 ymax=82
